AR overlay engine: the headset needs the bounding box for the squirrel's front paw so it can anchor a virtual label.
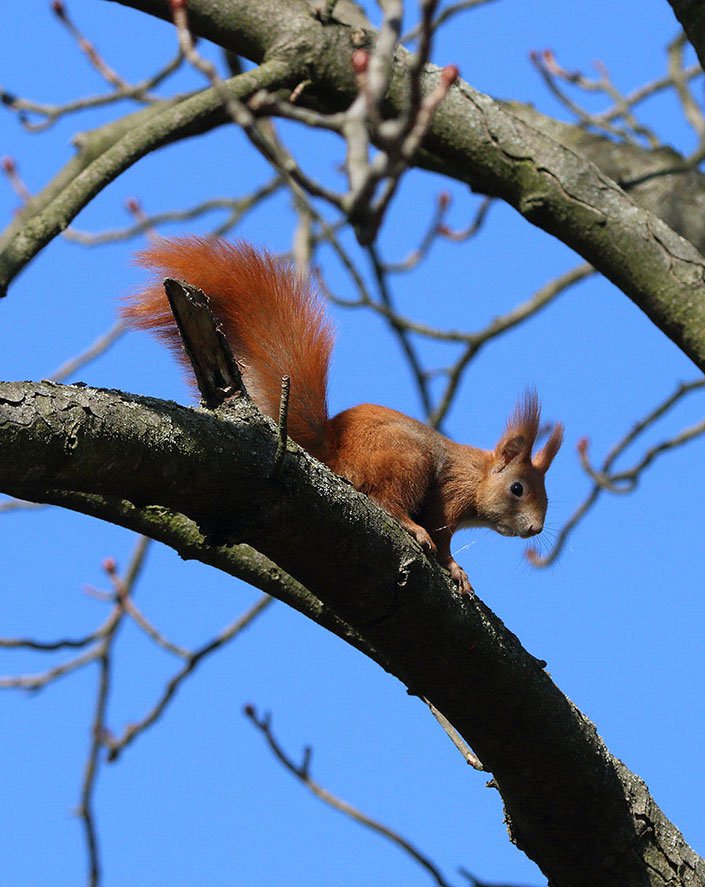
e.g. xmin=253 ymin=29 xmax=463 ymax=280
xmin=406 ymin=524 xmax=438 ymax=556
xmin=445 ymin=558 xmax=474 ymax=595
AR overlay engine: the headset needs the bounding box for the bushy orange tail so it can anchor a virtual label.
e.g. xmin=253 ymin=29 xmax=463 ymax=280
xmin=121 ymin=237 xmax=334 ymax=458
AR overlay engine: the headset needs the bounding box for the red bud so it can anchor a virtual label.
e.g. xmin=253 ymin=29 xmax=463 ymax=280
xmin=352 ymin=49 xmax=369 ymax=75
xmin=438 ymin=191 xmax=451 ymax=209
xmin=441 ymin=65 xmax=459 ymax=86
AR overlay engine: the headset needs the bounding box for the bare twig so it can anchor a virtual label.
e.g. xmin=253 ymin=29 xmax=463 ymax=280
xmin=382 ymin=194 xmax=492 ymax=273
xmin=64 ymin=177 xmax=283 ymax=245
xmin=530 ymin=379 xmax=705 ymax=566
xmin=77 ymin=536 xmax=151 ymax=887
xmin=530 ymin=38 xmax=704 ymax=153
xmin=248 ymin=2 xmax=459 ymax=243
xmin=402 ymin=0 xmax=498 ymax=44
xmin=430 ymin=263 xmax=594 ymax=428
xmin=121 ymin=597 xmax=191 ymax=659
xmin=0 ymin=3 xmax=186 ymax=134
xmin=667 ymin=33 xmax=705 ymax=146
xmin=0 ymin=536 xmax=151 ymax=883
xmin=425 ymin=699 xmax=484 ymax=770
xmin=0 ymin=497 xmax=44 ymax=514
xmin=530 ymin=49 xmax=661 ymax=146
xmin=0 ymin=618 xmax=114 ymax=652
xmin=105 ymin=595 xmax=273 ymax=762
xmin=52 ymin=0 xmax=130 ymax=91
xmin=1 ymin=156 xmax=32 ymax=203
xmin=169 ymin=0 xmax=342 ymax=207
xmin=244 ymin=705 xmax=455 ymax=887
xmin=438 ymin=196 xmax=492 ymax=243
xmin=1 ymin=47 xmax=183 ymax=132
xmin=0 ymin=644 xmax=104 ymax=689
xmin=382 ymin=191 xmax=452 ymax=273
xmin=49 ymin=321 xmax=127 ymax=383
xmin=368 ymin=243 xmax=434 ymax=416
xmin=79 ymin=637 xmax=111 ymax=887
xmin=272 ymin=376 xmax=291 ymax=477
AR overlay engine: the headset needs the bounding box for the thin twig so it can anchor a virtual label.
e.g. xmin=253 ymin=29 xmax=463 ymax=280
xmin=402 ymin=0 xmax=497 ymax=44
xmin=1 ymin=48 xmax=183 ymax=132
xmin=0 ymin=644 xmax=104 ymax=689
xmin=121 ymin=597 xmax=191 ymax=659
xmin=0 ymin=617 xmax=113 ymax=652
xmin=530 ymin=49 xmax=661 ymax=146
xmin=530 ymin=379 xmax=705 ymax=566
xmin=425 ymin=699 xmax=484 ymax=770
xmin=105 ymin=595 xmax=273 ymax=762
xmin=79 ymin=638 xmax=110 ymax=887
xmin=49 ymin=321 xmax=127 ymax=383
xmin=272 ymin=376 xmax=291 ymax=477
xmin=52 ymin=0 xmax=130 ymax=91
xmin=170 ymin=0 xmax=342 ymax=207
xmin=667 ymin=33 xmax=705 ymax=145
xmin=382 ymin=192 xmax=451 ymax=273
xmin=64 ymin=178 xmax=283 ymax=245
xmin=1 ymin=156 xmax=31 ymax=203
xmin=245 ymin=706 xmax=455 ymax=887
xmin=430 ymin=263 xmax=594 ymax=428
xmin=77 ymin=536 xmax=150 ymax=887
xmin=0 ymin=497 xmax=44 ymax=514
xmin=438 ymin=196 xmax=492 ymax=243
xmin=368 ymin=243 xmax=433 ymax=417
xmin=248 ymin=2 xmax=458 ymax=243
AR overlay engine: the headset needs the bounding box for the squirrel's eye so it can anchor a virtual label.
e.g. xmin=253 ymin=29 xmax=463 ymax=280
xmin=510 ymin=481 xmax=524 ymax=497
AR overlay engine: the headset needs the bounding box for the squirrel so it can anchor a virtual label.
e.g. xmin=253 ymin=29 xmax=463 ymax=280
xmin=122 ymin=237 xmax=564 ymax=594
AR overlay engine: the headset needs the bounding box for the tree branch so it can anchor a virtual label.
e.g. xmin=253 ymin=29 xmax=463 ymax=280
xmin=85 ymin=0 xmax=705 ymax=373
xmin=0 ymin=378 xmax=702 ymax=884
xmin=0 ymin=59 xmax=296 ymax=295
xmin=245 ymin=705 xmax=455 ymax=887
xmin=667 ymin=1 xmax=705 ymax=71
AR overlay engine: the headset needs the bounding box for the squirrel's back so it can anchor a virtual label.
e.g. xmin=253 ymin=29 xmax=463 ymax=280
xmin=122 ymin=237 xmax=334 ymax=457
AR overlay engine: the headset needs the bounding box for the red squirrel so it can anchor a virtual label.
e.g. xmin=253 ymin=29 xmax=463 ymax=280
xmin=122 ymin=237 xmax=563 ymax=593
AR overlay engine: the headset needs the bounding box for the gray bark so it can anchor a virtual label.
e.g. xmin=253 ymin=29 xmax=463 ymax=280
xmin=1 ymin=379 xmax=703 ymax=886
xmin=2 ymin=0 xmax=705 ymax=882
xmin=2 ymin=0 xmax=705 ymax=368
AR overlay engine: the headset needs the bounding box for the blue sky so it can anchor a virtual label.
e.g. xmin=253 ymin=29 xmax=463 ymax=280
xmin=2 ymin=2 xmax=704 ymax=885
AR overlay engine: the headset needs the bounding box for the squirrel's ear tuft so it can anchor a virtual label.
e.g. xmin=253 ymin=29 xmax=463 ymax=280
xmin=506 ymin=390 xmax=540 ymax=448
xmin=533 ymin=422 xmax=564 ymax=473
xmin=493 ymin=390 xmax=540 ymax=470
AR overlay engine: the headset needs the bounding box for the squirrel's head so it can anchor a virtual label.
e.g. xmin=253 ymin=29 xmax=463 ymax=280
xmin=476 ymin=391 xmax=563 ymax=538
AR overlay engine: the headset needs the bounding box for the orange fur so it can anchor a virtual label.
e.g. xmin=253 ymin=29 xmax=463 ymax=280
xmin=123 ymin=237 xmax=564 ymax=593
xmin=123 ymin=238 xmax=333 ymax=457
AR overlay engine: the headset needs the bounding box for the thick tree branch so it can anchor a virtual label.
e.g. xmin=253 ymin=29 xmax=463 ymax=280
xmin=0 ymin=60 xmax=295 ymax=295
xmin=667 ymin=1 xmax=705 ymax=71
xmin=506 ymin=102 xmax=705 ymax=255
xmin=0 ymin=378 xmax=703 ymax=885
xmin=0 ymin=0 xmax=700 ymax=373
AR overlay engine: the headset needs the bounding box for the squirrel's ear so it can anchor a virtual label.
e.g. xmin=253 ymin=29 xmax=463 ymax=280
xmin=493 ymin=433 xmax=528 ymax=472
xmin=533 ymin=422 xmax=564 ymax=473
xmin=494 ymin=390 xmax=540 ymax=471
